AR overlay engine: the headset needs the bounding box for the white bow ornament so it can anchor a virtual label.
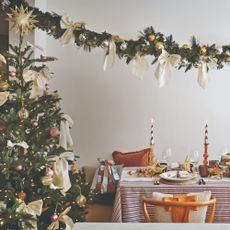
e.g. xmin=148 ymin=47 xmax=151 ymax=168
xmin=7 ymin=140 xmax=29 ymax=149
xmin=0 ymin=91 xmax=9 ymax=106
xmin=60 ymin=15 xmax=85 ymax=45
xmin=16 ymin=200 xmax=43 ymax=230
xmin=49 ymin=152 xmax=75 ymax=194
xmin=155 ymin=50 xmax=181 ymax=87
xmin=132 ymin=53 xmax=149 ymax=79
xmin=48 ymin=207 xmax=74 ymax=230
xmin=59 ymin=114 xmax=74 ymax=150
xmin=23 ymin=67 xmax=52 ymax=99
xmin=103 ymin=39 xmax=116 ymax=71
xmin=197 ymin=57 xmax=217 ymax=89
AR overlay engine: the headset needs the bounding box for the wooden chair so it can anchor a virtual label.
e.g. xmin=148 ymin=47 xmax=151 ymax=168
xmin=142 ymin=195 xmax=216 ymax=223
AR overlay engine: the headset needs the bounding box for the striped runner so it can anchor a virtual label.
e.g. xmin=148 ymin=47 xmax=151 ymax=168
xmin=112 ymin=180 xmax=230 ymax=223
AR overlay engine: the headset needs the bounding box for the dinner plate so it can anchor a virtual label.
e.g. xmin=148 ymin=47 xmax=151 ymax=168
xmin=159 ymin=170 xmax=197 ymax=181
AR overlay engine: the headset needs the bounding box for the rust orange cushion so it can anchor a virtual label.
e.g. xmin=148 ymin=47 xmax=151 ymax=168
xmin=112 ymin=148 xmax=150 ymax=166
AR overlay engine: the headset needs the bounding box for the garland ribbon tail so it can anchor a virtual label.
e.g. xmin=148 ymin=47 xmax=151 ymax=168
xmin=103 ymin=40 xmax=116 ymax=71
xmin=60 ymin=15 xmax=85 ymax=45
xmin=197 ymin=61 xmax=209 ymax=88
xmin=48 ymin=207 xmax=74 ymax=230
xmin=50 ymin=152 xmax=75 ymax=194
xmin=59 ymin=114 xmax=74 ymax=150
xmin=16 ymin=200 xmax=43 ymax=230
xmin=155 ymin=50 xmax=181 ymax=87
xmin=132 ymin=53 xmax=149 ymax=79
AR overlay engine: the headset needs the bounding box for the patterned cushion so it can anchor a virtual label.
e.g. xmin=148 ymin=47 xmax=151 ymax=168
xmin=152 ymin=191 xmax=211 ymax=223
xmin=112 ymin=148 xmax=150 ymax=166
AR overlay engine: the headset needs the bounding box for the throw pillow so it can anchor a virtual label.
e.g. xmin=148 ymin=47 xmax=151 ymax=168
xmin=151 ymin=191 xmax=211 ymax=223
xmin=112 ymin=148 xmax=150 ymax=166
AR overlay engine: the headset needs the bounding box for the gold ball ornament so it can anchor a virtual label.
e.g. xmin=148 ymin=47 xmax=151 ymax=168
xmin=155 ymin=41 xmax=164 ymax=50
xmin=148 ymin=34 xmax=156 ymax=42
xmin=200 ymin=46 xmax=207 ymax=55
xmin=75 ymin=194 xmax=86 ymax=207
xmin=181 ymin=44 xmax=190 ymax=49
xmin=18 ymin=106 xmax=29 ymax=120
xmin=0 ymin=81 xmax=9 ymax=91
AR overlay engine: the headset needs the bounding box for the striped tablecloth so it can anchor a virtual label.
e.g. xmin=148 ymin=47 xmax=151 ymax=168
xmin=112 ymin=178 xmax=230 ymax=223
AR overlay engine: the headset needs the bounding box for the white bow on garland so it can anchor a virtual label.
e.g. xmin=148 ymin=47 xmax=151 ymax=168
xmin=155 ymin=50 xmax=181 ymax=87
xmin=103 ymin=39 xmax=116 ymax=71
xmin=47 ymin=207 xmax=74 ymax=230
xmin=132 ymin=53 xmax=149 ymax=79
xmin=60 ymin=15 xmax=86 ymax=45
xmin=23 ymin=67 xmax=52 ymax=99
xmin=197 ymin=57 xmax=217 ymax=89
xmin=16 ymin=200 xmax=43 ymax=230
xmin=48 ymin=152 xmax=75 ymax=194
xmin=59 ymin=114 xmax=74 ymax=150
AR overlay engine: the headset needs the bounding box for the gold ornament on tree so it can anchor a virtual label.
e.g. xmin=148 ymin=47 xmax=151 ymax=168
xmin=18 ymin=102 xmax=29 ymax=120
xmin=75 ymin=186 xmax=86 ymax=207
xmin=7 ymin=5 xmax=38 ymax=34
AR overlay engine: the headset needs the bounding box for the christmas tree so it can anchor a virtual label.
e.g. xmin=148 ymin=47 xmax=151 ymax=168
xmin=0 ymin=5 xmax=94 ymax=230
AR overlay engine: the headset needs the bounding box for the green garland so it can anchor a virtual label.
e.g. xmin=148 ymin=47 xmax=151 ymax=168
xmin=1 ymin=0 xmax=230 ymax=72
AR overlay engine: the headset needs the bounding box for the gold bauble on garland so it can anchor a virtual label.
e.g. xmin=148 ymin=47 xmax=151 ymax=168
xmin=155 ymin=41 xmax=164 ymax=50
xmin=200 ymin=46 xmax=207 ymax=55
xmin=75 ymin=194 xmax=86 ymax=207
xmin=181 ymin=44 xmax=190 ymax=49
xmin=0 ymin=81 xmax=9 ymax=91
xmin=148 ymin=34 xmax=156 ymax=42
xmin=18 ymin=106 xmax=29 ymax=120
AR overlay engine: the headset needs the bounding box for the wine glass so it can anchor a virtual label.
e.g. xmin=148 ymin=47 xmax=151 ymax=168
xmin=189 ymin=150 xmax=199 ymax=171
xmin=162 ymin=147 xmax=172 ymax=166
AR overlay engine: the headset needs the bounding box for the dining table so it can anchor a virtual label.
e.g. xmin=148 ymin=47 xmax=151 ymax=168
xmin=112 ymin=167 xmax=230 ymax=223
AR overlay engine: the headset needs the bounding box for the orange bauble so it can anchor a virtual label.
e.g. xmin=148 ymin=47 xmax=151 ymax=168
xmin=18 ymin=191 xmax=26 ymax=200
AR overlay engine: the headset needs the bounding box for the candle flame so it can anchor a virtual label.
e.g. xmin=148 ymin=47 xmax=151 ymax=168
xmin=205 ymin=120 xmax=208 ymax=125
xmin=151 ymin=118 xmax=154 ymax=124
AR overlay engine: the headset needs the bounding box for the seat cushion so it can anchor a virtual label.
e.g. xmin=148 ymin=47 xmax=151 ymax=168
xmin=152 ymin=191 xmax=211 ymax=223
xmin=112 ymin=148 xmax=150 ymax=166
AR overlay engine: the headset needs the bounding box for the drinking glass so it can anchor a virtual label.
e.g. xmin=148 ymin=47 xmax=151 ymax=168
xmin=162 ymin=147 xmax=172 ymax=166
xmin=189 ymin=150 xmax=199 ymax=171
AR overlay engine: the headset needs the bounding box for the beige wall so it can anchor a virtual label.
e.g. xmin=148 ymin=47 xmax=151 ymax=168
xmin=42 ymin=0 xmax=230 ymax=166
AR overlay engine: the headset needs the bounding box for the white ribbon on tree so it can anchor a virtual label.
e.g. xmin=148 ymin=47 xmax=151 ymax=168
xmin=132 ymin=53 xmax=149 ymax=79
xmin=155 ymin=50 xmax=181 ymax=87
xmin=16 ymin=200 xmax=43 ymax=230
xmin=7 ymin=140 xmax=29 ymax=149
xmin=49 ymin=152 xmax=75 ymax=194
xmin=103 ymin=40 xmax=116 ymax=71
xmin=197 ymin=57 xmax=217 ymax=89
xmin=60 ymin=15 xmax=86 ymax=45
xmin=23 ymin=67 xmax=52 ymax=99
xmin=0 ymin=91 xmax=9 ymax=106
xmin=48 ymin=207 xmax=74 ymax=230
xmin=59 ymin=114 xmax=74 ymax=150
